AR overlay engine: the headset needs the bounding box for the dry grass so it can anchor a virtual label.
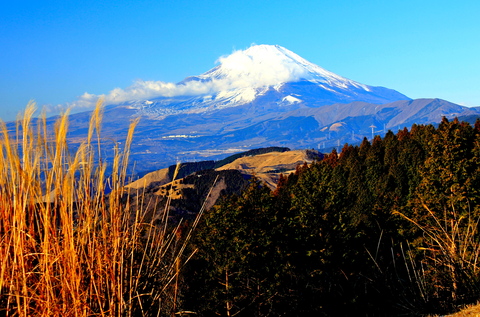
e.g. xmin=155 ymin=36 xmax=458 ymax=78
xmin=447 ymin=303 xmax=480 ymax=317
xmin=429 ymin=302 xmax=480 ymax=317
xmin=396 ymin=202 xmax=480 ymax=313
xmin=0 ymin=101 xmax=200 ymax=316
xmin=216 ymin=150 xmax=311 ymax=189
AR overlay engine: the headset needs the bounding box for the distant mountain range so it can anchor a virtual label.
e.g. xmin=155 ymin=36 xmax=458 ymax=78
xmin=21 ymin=45 xmax=480 ymax=173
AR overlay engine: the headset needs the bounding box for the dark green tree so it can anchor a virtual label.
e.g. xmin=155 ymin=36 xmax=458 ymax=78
xmin=186 ymin=179 xmax=295 ymax=316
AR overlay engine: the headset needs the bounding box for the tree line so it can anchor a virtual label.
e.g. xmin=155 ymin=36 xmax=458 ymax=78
xmin=181 ymin=118 xmax=480 ymax=316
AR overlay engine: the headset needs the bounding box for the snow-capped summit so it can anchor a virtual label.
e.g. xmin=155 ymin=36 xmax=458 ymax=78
xmin=185 ymin=44 xmax=369 ymax=91
xmin=69 ymin=44 xmax=411 ymax=116
xmin=111 ymin=44 xmax=410 ymax=118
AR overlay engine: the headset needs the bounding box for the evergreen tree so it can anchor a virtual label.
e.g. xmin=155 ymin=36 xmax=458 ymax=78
xmin=187 ymin=180 xmax=295 ymax=316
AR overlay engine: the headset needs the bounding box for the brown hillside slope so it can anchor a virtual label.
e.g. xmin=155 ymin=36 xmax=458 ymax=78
xmin=125 ymin=167 xmax=170 ymax=189
xmin=216 ymin=150 xmax=316 ymax=189
xmin=126 ymin=149 xmax=317 ymax=191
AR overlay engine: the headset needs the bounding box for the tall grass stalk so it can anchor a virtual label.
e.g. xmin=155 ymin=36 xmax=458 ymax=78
xmin=396 ymin=202 xmax=480 ymax=309
xmin=0 ymin=101 xmax=197 ymax=316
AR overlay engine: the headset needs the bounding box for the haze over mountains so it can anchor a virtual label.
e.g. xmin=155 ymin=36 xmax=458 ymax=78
xmin=29 ymin=44 xmax=480 ymax=172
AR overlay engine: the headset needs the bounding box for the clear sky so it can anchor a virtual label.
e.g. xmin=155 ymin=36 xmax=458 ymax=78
xmin=1 ymin=0 xmax=479 ymax=121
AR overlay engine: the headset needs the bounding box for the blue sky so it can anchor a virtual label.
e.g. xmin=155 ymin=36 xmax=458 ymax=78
xmin=1 ymin=0 xmax=479 ymax=121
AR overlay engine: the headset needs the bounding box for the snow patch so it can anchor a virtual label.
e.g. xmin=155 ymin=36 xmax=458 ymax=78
xmin=282 ymin=95 xmax=302 ymax=104
xmin=329 ymin=122 xmax=346 ymax=132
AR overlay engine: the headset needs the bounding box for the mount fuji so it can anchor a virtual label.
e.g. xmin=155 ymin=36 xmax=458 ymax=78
xmin=120 ymin=45 xmax=409 ymax=118
xmin=47 ymin=44 xmax=480 ymax=172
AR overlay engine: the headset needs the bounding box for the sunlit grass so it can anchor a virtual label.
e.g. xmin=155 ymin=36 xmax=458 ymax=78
xmin=396 ymin=203 xmax=480 ymax=312
xmin=0 ymin=101 xmax=197 ymax=316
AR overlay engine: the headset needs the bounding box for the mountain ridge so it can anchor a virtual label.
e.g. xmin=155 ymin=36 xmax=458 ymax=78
xmin=9 ymin=45 xmax=480 ymax=173
xmin=60 ymin=97 xmax=479 ymax=173
xmin=124 ymin=44 xmax=410 ymax=119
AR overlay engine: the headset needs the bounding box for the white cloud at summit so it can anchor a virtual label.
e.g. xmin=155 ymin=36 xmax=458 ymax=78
xmin=53 ymin=44 xmax=360 ymax=112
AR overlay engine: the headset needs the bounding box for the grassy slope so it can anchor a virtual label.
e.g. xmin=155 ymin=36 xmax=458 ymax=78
xmin=217 ymin=149 xmax=315 ymax=189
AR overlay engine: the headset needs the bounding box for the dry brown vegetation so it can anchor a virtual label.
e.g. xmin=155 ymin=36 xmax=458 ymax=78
xmin=125 ymin=167 xmax=171 ymax=190
xmin=127 ymin=150 xmax=313 ymax=192
xmin=431 ymin=302 xmax=480 ymax=317
xmin=0 ymin=101 xmax=200 ymax=316
xmin=215 ymin=149 xmax=313 ymax=189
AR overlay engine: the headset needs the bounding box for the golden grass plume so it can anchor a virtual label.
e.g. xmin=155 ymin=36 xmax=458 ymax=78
xmin=0 ymin=101 xmax=198 ymax=316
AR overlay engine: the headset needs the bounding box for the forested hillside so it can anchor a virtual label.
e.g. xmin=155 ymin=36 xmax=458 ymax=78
xmin=182 ymin=118 xmax=480 ymax=316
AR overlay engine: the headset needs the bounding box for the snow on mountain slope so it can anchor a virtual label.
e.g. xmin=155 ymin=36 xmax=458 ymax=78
xmin=123 ymin=44 xmax=409 ymax=118
xmin=58 ymin=45 xmax=442 ymax=173
xmin=189 ymin=44 xmax=369 ymax=90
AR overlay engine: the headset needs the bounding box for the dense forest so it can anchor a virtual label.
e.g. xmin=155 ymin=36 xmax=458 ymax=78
xmin=179 ymin=118 xmax=480 ymax=316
